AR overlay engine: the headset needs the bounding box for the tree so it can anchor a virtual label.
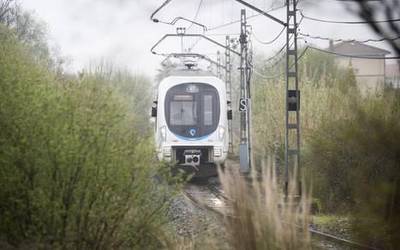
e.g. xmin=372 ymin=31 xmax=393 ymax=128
xmin=352 ymin=0 xmax=400 ymax=57
xmin=0 ymin=0 xmax=51 ymax=65
xmin=0 ymin=0 xmax=16 ymax=26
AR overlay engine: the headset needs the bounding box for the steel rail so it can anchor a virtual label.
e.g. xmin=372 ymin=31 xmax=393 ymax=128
xmin=182 ymin=185 xmax=226 ymax=217
xmin=184 ymin=179 xmax=380 ymax=250
xmin=309 ymin=227 xmax=380 ymax=250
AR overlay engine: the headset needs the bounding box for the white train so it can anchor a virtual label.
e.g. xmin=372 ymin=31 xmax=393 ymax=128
xmin=152 ymin=68 xmax=230 ymax=175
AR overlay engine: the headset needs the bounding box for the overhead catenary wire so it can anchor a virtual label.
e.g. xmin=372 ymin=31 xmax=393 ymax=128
xmin=187 ymin=0 xmax=204 ymax=31
xmin=151 ymin=0 xmax=207 ymax=32
xmin=263 ymin=34 xmax=295 ymax=64
xmin=254 ymin=46 xmax=310 ymax=80
xmin=187 ymin=0 xmax=204 ymax=52
xmin=207 ymin=33 xmax=240 ymax=36
xmin=154 ymin=16 xmax=208 ymax=32
xmin=252 ymin=26 xmax=286 ymax=45
xmin=252 ymin=15 xmax=304 ymax=45
xmin=262 ymin=39 xmax=296 ymax=69
xmin=299 ymin=32 xmax=400 ymax=43
xmin=299 ymin=10 xmax=400 ymax=24
xmin=208 ymin=4 xmax=286 ymax=31
xmin=334 ymin=0 xmax=382 ymax=1
xmin=308 ymin=46 xmax=400 ymax=59
xmin=264 ymin=42 xmax=288 ymax=62
xmin=150 ymin=0 xmax=173 ymax=22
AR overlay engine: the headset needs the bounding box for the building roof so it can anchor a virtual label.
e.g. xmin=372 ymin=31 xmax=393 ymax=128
xmin=330 ymin=41 xmax=391 ymax=57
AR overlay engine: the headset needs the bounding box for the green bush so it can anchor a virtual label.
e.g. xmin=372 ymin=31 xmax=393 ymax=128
xmin=252 ymin=47 xmax=400 ymax=247
xmin=0 ymin=26 xmax=176 ymax=249
xmin=252 ymin=47 xmax=358 ymax=173
xmin=305 ymin=92 xmax=400 ymax=248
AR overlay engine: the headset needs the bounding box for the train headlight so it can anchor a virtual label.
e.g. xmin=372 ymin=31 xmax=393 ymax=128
xmin=160 ymin=126 xmax=167 ymax=142
xmin=218 ymin=126 xmax=225 ymax=140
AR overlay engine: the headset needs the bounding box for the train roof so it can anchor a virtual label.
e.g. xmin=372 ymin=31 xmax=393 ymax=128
xmin=157 ymin=68 xmax=225 ymax=94
xmin=166 ymin=68 xmax=216 ymax=78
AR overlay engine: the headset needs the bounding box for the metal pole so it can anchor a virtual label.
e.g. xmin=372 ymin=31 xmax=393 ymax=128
xmin=217 ymin=51 xmax=222 ymax=78
xmin=245 ymin=27 xmax=252 ymax=170
xmin=285 ymin=0 xmax=300 ymax=197
xmin=239 ymin=9 xmax=250 ymax=173
xmin=225 ymin=36 xmax=234 ymax=154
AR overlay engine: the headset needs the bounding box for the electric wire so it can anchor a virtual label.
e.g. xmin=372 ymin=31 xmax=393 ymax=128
xmin=298 ymin=32 xmax=400 ymax=43
xmin=154 ymin=16 xmax=207 ymax=31
xmin=321 ymin=0 xmax=383 ymax=2
xmin=308 ymin=46 xmax=400 ymax=59
xmin=251 ymin=15 xmax=303 ymax=45
xmin=187 ymin=0 xmax=205 ymax=51
xmin=207 ymin=33 xmax=240 ymax=37
xmin=208 ymin=4 xmax=286 ymax=31
xmin=252 ymin=26 xmax=286 ymax=45
xmin=264 ymin=42 xmax=287 ymax=62
xmin=188 ymin=0 xmax=204 ymax=31
xmin=254 ymin=46 xmax=310 ymax=80
xmin=262 ymin=33 xmax=295 ymax=64
xmin=259 ymin=38 xmax=296 ymax=73
xmin=150 ymin=0 xmax=172 ymax=22
xmin=299 ymin=10 xmax=400 ymax=24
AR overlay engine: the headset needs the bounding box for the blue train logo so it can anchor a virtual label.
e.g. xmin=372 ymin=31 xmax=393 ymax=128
xmin=189 ymin=128 xmax=197 ymax=137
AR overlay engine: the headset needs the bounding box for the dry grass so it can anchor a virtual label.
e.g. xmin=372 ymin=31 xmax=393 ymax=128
xmin=218 ymin=158 xmax=311 ymax=250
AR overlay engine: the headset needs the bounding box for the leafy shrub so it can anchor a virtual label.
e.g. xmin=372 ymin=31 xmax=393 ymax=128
xmin=252 ymin=48 xmax=358 ymax=175
xmin=0 ymin=25 xmax=177 ymax=249
xmin=251 ymin=47 xmax=400 ymax=247
xmin=306 ymin=92 xmax=400 ymax=248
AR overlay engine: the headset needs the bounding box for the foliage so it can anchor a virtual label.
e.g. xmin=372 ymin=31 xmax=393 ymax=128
xmin=306 ymin=92 xmax=400 ymax=248
xmin=0 ymin=25 xmax=178 ymax=249
xmin=251 ymin=47 xmax=358 ymax=164
xmin=0 ymin=0 xmax=64 ymax=71
xmin=82 ymin=62 xmax=154 ymax=134
xmin=252 ymin=47 xmax=400 ymax=247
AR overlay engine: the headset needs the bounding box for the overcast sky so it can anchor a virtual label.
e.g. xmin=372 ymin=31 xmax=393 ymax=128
xmin=20 ymin=0 xmax=394 ymax=79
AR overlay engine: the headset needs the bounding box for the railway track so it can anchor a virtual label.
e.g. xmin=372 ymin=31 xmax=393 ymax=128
xmin=183 ymin=176 xmax=380 ymax=250
xmin=310 ymin=227 xmax=380 ymax=250
xmin=182 ymin=179 xmax=232 ymax=217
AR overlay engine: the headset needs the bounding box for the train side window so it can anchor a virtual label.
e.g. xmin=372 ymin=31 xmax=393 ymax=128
xmin=204 ymin=95 xmax=213 ymax=126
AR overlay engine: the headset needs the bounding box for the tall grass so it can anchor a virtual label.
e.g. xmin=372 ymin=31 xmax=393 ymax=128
xmin=218 ymin=160 xmax=311 ymax=250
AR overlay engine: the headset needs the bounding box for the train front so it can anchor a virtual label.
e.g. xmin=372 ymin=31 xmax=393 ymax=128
xmin=154 ymin=71 xmax=229 ymax=173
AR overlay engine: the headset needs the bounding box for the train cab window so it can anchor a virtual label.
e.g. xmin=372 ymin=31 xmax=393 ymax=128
xmin=165 ymin=83 xmax=220 ymax=138
xmin=170 ymin=95 xmax=197 ymax=126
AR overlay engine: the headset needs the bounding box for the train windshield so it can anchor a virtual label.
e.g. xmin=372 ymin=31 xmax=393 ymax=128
xmin=165 ymin=83 xmax=220 ymax=138
xmin=170 ymin=95 xmax=197 ymax=126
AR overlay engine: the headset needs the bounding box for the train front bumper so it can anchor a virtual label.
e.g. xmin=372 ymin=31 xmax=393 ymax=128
xmin=158 ymin=143 xmax=227 ymax=165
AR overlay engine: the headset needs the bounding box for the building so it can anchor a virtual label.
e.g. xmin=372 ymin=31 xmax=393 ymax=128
xmin=385 ymin=62 xmax=400 ymax=89
xmin=330 ymin=41 xmax=391 ymax=94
